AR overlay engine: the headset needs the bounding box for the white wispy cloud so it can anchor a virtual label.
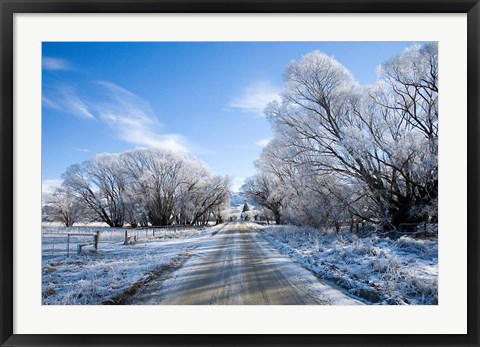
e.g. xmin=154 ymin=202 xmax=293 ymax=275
xmin=75 ymin=148 xmax=91 ymax=152
xmin=256 ymin=138 xmax=271 ymax=147
xmin=62 ymin=88 xmax=96 ymax=120
xmin=95 ymin=81 xmax=189 ymax=153
xmin=43 ymin=80 xmax=191 ymax=153
xmin=42 ymin=96 xmax=62 ymax=110
xmin=43 ymin=85 xmax=95 ymax=120
xmin=42 ymin=179 xmax=62 ymax=194
xmin=43 ymin=57 xmax=73 ymax=71
xmin=228 ymin=81 xmax=281 ymax=116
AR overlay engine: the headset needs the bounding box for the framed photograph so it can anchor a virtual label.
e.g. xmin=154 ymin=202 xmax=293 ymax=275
xmin=1 ymin=0 xmax=479 ymax=346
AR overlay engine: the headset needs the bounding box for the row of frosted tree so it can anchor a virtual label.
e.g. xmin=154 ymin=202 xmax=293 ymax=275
xmin=242 ymin=43 xmax=438 ymax=232
xmin=43 ymin=148 xmax=231 ymax=227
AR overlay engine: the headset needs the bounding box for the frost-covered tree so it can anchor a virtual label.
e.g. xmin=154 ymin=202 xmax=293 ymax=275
xmin=375 ymin=42 xmax=438 ymax=144
xmin=253 ymin=43 xmax=437 ymax=230
xmin=241 ymin=172 xmax=284 ymax=225
xmin=42 ymin=187 xmax=85 ymax=227
xmin=61 ymin=147 xmax=232 ymax=227
xmin=370 ymin=42 xmax=438 ymax=225
xmin=122 ymin=148 xmax=231 ymax=226
xmin=185 ymin=175 xmax=231 ymax=225
xmin=122 ymin=148 xmax=186 ymax=226
xmin=122 ymin=185 xmax=148 ymax=227
xmin=174 ymin=158 xmax=210 ymax=225
xmin=62 ymin=154 xmax=127 ymax=227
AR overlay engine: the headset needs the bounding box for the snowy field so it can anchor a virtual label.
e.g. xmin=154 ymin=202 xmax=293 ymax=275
xmin=42 ymin=222 xmax=437 ymax=305
xmin=42 ymin=224 xmax=223 ymax=304
xmin=259 ymin=225 xmax=438 ymax=305
xmin=42 ymin=223 xmax=204 ymax=258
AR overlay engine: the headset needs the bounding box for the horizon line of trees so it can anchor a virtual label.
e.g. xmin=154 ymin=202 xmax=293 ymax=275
xmin=43 ymin=148 xmax=231 ymax=227
xmin=242 ymin=42 xmax=438 ymax=232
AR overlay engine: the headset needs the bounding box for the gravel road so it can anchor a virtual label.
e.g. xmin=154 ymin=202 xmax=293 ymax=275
xmin=126 ymin=222 xmax=362 ymax=305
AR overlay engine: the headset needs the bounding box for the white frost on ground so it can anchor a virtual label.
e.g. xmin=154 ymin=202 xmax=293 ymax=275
xmin=42 ymin=222 xmax=437 ymax=305
xmin=42 ymin=225 xmax=222 ymax=305
xmin=258 ymin=224 xmax=438 ymax=305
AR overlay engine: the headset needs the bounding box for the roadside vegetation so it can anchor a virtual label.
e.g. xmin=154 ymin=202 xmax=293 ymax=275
xmin=43 ymin=148 xmax=231 ymax=228
xmin=242 ymin=43 xmax=438 ymax=233
xmin=260 ymin=224 xmax=437 ymax=305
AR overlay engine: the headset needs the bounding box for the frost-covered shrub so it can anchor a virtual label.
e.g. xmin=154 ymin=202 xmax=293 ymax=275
xmin=262 ymin=225 xmax=437 ymax=305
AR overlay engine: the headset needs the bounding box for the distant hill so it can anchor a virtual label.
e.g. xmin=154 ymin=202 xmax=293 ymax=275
xmin=230 ymin=193 xmax=244 ymax=207
xmin=230 ymin=193 xmax=257 ymax=208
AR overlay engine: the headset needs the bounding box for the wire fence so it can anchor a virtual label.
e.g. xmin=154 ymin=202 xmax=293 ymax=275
xmin=42 ymin=232 xmax=98 ymax=258
xmin=42 ymin=225 xmax=205 ymax=258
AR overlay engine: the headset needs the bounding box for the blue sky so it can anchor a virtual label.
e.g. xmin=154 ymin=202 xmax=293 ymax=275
xmin=42 ymin=41 xmax=415 ymax=192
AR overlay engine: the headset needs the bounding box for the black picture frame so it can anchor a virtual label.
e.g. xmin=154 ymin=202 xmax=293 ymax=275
xmin=1 ymin=1 xmax=479 ymax=346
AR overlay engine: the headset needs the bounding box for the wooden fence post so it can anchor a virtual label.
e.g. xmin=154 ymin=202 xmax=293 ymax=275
xmin=124 ymin=230 xmax=128 ymax=245
xmin=94 ymin=231 xmax=100 ymax=252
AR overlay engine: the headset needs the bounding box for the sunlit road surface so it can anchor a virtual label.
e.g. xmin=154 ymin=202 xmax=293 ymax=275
xmin=127 ymin=222 xmax=363 ymax=305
